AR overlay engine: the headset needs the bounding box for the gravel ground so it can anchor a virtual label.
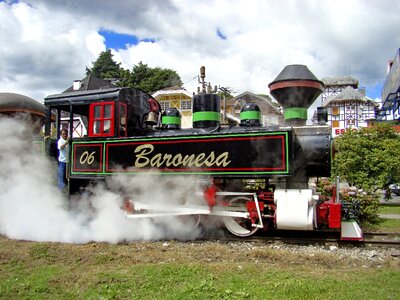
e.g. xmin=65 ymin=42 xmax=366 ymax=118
xmin=150 ymin=240 xmax=400 ymax=269
xmin=1 ymin=235 xmax=400 ymax=270
xmin=262 ymin=242 xmax=400 ymax=262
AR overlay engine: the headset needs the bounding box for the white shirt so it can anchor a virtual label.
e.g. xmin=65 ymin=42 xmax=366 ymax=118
xmin=57 ymin=137 xmax=69 ymax=163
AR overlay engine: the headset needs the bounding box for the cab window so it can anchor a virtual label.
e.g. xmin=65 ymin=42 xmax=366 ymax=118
xmin=119 ymin=103 xmax=127 ymax=137
xmin=89 ymin=102 xmax=115 ymax=137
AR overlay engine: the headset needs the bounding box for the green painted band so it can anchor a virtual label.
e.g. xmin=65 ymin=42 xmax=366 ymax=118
xmin=193 ymin=111 xmax=220 ymax=122
xmin=284 ymin=107 xmax=307 ymax=120
xmin=240 ymin=111 xmax=260 ymax=120
xmin=162 ymin=116 xmax=181 ymax=125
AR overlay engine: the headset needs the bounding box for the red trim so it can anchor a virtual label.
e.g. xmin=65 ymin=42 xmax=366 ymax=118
xmin=106 ymin=135 xmax=283 ymax=145
xmin=105 ymin=135 xmax=287 ymax=173
xmin=340 ymin=237 xmax=364 ymax=241
xmin=328 ymin=203 xmax=341 ymax=228
xmin=118 ymin=103 xmax=127 ymax=137
xmin=0 ymin=108 xmax=45 ymax=117
xmin=204 ymin=185 xmax=217 ymax=210
xmin=72 ymin=144 xmax=103 ymax=172
xmin=89 ymin=101 xmax=115 ymax=137
xmin=148 ymin=98 xmax=160 ymax=112
xmin=269 ymin=80 xmax=323 ymax=91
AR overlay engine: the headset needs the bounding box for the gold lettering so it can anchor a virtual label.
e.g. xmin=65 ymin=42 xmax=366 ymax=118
xmin=172 ymin=154 xmax=182 ymax=166
xmin=163 ymin=154 xmax=173 ymax=167
xmin=133 ymin=144 xmax=231 ymax=169
xmin=194 ymin=153 xmax=206 ymax=167
xmin=204 ymin=152 xmax=215 ymax=167
xmin=216 ymin=152 xmax=231 ymax=167
xmin=150 ymin=153 xmax=162 ymax=167
xmin=182 ymin=154 xmax=196 ymax=166
xmin=134 ymin=144 xmax=154 ymax=168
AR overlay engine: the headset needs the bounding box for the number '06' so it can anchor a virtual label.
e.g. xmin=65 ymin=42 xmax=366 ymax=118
xmin=80 ymin=151 xmax=96 ymax=165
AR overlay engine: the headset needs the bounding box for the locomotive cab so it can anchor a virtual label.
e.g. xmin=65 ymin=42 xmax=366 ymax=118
xmin=44 ymin=86 xmax=160 ymax=194
xmin=44 ymin=87 xmax=159 ymax=140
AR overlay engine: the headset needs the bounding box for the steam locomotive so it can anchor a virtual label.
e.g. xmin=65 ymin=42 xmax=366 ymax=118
xmin=41 ymin=65 xmax=362 ymax=241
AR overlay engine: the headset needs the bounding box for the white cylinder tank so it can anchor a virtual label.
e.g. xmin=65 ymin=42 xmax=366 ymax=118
xmin=275 ymin=189 xmax=315 ymax=230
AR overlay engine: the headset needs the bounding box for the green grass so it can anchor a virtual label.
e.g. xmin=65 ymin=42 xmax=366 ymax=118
xmin=369 ymin=205 xmax=400 ymax=232
xmin=1 ymin=261 xmax=399 ymax=299
xmin=362 ymin=219 xmax=400 ymax=234
xmin=374 ymin=218 xmax=400 ymax=232
xmin=0 ymin=238 xmax=399 ymax=300
xmin=380 ymin=206 xmax=400 ymax=214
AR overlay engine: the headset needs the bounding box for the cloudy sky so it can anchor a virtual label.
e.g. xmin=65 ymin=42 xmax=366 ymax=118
xmin=1 ymin=0 xmax=399 ymax=104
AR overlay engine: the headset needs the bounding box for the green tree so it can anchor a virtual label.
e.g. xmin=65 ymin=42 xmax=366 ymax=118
xmin=127 ymin=62 xmax=182 ymax=93
xmin=86 ymin=53 xmax=182 ymax=93
xmin=332 ymin=123 xmax=400 ymax=196
xmin=86 ymin=49 xmax=122 ymax=80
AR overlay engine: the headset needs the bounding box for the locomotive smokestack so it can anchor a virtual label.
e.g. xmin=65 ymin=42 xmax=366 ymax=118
xmin=268 ymin=65 xmax=323 ymax=126
xmin=200 ymin=66 xmax=206 ymax=93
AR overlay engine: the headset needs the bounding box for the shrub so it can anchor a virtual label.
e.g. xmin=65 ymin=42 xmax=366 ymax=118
xmin=316 ymin=178 xmax=380 ymax=225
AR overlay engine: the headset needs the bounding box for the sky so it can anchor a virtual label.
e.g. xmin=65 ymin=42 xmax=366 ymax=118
xmin=1 ymin=0 xmax=399 ymax=105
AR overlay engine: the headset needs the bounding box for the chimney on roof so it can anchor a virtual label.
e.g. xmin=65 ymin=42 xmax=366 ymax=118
xmin=73 ymin=80 xmax=81 ymax=91
xmin=387 ymin=60 xmax=394 ymax=75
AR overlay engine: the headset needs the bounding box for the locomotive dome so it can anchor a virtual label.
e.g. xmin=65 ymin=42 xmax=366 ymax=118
xmin=0 ymin=92 xmax=46 ymax=123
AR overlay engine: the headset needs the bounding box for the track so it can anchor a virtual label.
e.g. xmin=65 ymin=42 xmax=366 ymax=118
xmin=362 ymin=232 xmax=400 ymax=248
xmin=204 ymin=230 xmax=400 ymax=249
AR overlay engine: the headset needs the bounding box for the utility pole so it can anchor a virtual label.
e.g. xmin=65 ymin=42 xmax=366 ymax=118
xmin=219 ymin=86 xmax=232 ymax=125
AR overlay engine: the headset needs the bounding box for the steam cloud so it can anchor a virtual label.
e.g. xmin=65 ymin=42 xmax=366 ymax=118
xmin=0 ymin=116 xmax=206 ymax=243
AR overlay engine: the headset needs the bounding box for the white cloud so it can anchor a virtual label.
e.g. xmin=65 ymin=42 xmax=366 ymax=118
xmin=0 ymin=0 xmax=399 ymax=102
xmin=0 ymin=1 xmax=106 ymax=100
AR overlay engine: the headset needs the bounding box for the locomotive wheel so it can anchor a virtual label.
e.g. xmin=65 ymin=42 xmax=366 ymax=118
xmin=178 ymin=214 xmax=202 ymax=231
xmin=223 ymin=196 xmax=259 ymax=237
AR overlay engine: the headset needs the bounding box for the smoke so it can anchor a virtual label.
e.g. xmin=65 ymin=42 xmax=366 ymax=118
xmin=0 ymin=116 xmax=207 ymax=243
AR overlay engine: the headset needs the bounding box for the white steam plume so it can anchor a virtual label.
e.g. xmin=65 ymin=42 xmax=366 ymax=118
xmin=0 ymin=116 xmax=206 ymax=243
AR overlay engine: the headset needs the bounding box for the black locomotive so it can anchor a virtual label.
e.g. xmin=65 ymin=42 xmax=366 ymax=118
xmin=42 ymin=65 xmax=363 ymax=240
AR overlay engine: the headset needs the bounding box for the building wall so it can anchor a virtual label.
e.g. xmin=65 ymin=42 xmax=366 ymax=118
xmin=153 ymin=91 xmax=193 ymax=129
xmin=320 ymin=77 xmax=359 ymax=104
xmin=378 ymin=48 xmax=400 ymax=121
xmin=226 ymin=92 xmax=283 ymax=126
xmin=326 ymin=100 xmax=376 ymax=137
xmin=154 ymin=90 xmax=284 ymax=128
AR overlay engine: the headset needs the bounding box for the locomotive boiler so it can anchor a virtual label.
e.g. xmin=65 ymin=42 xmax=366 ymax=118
xmin=43 ymin=65 xmax=363 ymax=241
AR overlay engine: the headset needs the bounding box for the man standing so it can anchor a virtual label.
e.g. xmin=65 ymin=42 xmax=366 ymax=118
xmin=57 ymin=129 xmax=69 ymax=191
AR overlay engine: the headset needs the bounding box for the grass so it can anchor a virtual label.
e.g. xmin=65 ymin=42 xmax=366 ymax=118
xmin=367 ymin=205 xmax=400 ymax=232
xmin=370 ymin=218 xmax=400 ymax=232
xmin=0 ymin=237 xmax=399 ymax=299
xmin=380 ymin=206 xmax=400 ymax=215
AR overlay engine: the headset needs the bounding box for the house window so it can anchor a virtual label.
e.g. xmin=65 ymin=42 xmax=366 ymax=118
xmin=332 ymin=120 xmax=339 ymax=128
xmin=160 ymin=101 xmax=170 ymax=110
xmin=89 ymin=101 xmax=115 ymax=137
xmin=119 ymin=103 xmax=127 ymax=137
xmin=347 ymin=119 xmax=356 ymax=126
xmin=180 ymin=100 xmax=192 ymax=110
xmin=234 ymin=104 xmax=241 ymax=114
xmin=332 ymin=107 xmax=340 ymax=116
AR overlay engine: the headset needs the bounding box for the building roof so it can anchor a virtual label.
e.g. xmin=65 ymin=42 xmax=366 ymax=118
xmin=0 ymin=92 xmax=46 ymax=117
xmin=152 ymin=87 xmax=193 ymax=98
xmin=63 ymin=74 xmax=117 ymax=93
xmin=230 ymin=91 xmax=282 ymax=114
xmin=322 ymin=86 xmax=379 ymax=107
xmin=321 ymin=76 xmax=359 ymax=87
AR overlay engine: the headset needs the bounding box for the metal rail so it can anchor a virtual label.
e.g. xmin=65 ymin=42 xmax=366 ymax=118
xmin=202 ymin=231 xmax=400 ymax=249
xmin=125 ymin=191 xmax=265 ymax=229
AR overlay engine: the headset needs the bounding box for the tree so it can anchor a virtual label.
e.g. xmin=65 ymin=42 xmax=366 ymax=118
xmin=86 ymin=49 xmax=122 ymax=80
xmin=87 ymin=53 xmax=183 ymax=93
xmin=332 ymin=123 xmax=400 ymax=196
xmin=127 ymin=62 xmax=183 ymax=93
